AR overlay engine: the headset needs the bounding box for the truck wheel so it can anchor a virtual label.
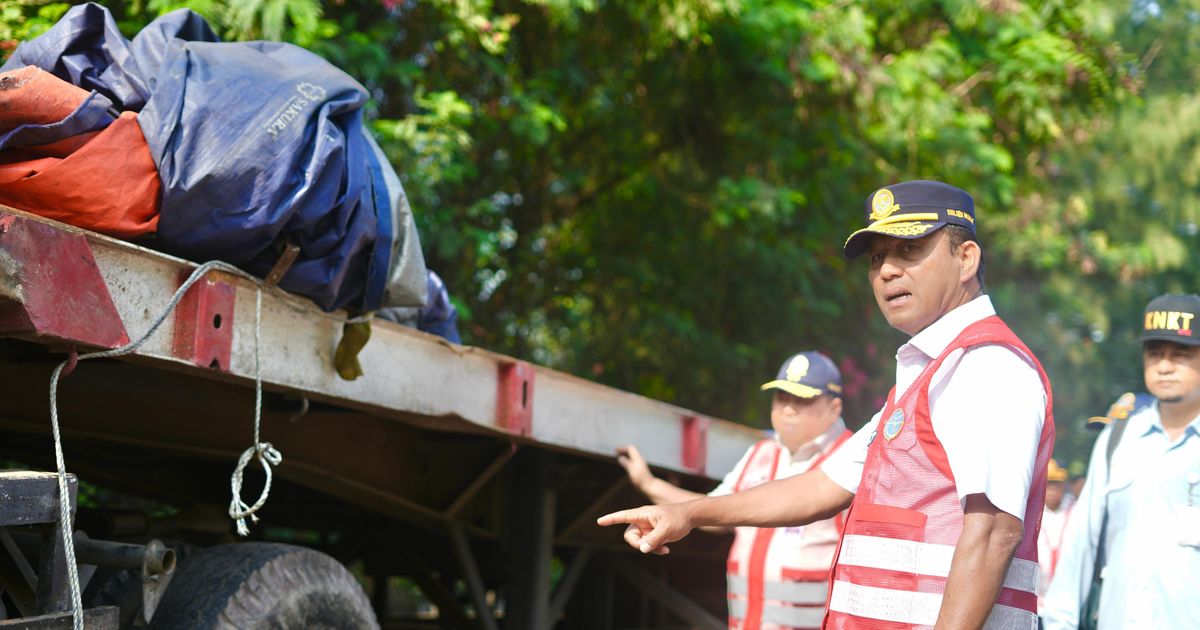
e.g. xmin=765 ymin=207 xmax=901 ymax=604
xmin=147 ymin=543 xmax=378 ymax=630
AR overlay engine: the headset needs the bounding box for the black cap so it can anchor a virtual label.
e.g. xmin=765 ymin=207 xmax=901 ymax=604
xmin=760 ymin=351 xmax=843 ymax=398
xmin=843 ymin=180 xmax=976 ymax=259
xmin=1140 ymin=293 xmax=1200 ymax=346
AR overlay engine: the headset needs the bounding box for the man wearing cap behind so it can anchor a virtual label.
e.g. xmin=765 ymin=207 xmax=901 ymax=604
xmin=1043 ymin=294 xmax=1200 ymax=629
xmin=1038 ymin=460 xmax=1072 ymax=610
xmin=616 ymin=351 xmax=853 ymax=630
xmin=600 ymin=180 xmax=1054 ymax=629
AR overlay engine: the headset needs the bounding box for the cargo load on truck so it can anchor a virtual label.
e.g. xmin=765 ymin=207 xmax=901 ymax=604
xmin=0 ymin=3 xmax=426 ymax=313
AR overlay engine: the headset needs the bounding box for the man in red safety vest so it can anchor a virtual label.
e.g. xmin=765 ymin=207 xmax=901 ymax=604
xmin=616 ymin=351 xmax=852 ymax=629
xmin=600 ymin=180 xmax=1054 ymax=629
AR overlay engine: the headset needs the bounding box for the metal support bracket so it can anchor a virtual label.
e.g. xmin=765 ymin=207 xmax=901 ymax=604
xmin=396 ymin=544 xmax=476 ymax=630
xmin=171 ymin=270 xmax=236 ymax=371
xmin=681 ymin=415 xmax=709 ymax=475
xmin=445 ymin=444 xmax=517 ymax=520
xmin=497 ymin=361 xmax=535 ymax=437
xmin=547 ymin=547 xmax=592 ymax=623
xmin=448 ymin=523 xmax=499 ymax=630
xmin=556 ymin=478 xmax=628 ymax=544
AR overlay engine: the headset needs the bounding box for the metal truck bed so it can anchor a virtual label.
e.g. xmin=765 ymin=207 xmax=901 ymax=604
xmin=0 ymin=205 xmax=761 ymax=629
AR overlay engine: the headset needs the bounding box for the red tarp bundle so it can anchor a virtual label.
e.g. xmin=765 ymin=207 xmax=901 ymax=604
xmin=0 ymin=66 xmax=158 ymax=238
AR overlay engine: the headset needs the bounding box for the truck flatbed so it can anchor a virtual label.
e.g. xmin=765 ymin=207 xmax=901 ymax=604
xmin=0 ymin=205 xmax=761 ymax=629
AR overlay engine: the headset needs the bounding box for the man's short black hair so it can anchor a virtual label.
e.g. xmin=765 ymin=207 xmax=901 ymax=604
xmin=945 ymin=225 xmax=985 ymax=288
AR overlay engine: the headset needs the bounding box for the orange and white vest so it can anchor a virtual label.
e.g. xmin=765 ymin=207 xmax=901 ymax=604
xmin=727 ymin=431 xmax=852 ymax=630
xmin=824 ymin=316 xmax=1054 ymax=629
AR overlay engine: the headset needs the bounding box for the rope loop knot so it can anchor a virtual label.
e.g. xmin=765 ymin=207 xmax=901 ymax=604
xmin=228 ymin=441 xmax=283 ymax=536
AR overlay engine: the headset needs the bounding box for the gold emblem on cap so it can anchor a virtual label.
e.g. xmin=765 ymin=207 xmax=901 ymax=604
xmin=786 ymin=355 xmax=810 ymax=383
xmin=873 ymin=222 xmax=934 ymax=237
xmin=869 ymin=188 xmax=901 ymax=221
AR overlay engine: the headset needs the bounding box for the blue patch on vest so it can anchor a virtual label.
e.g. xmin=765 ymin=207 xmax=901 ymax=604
xmin=883 ymin=408 xmax=905 ymax=441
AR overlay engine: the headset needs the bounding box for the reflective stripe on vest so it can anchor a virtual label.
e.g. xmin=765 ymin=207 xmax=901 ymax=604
xmin=728 ymin=574 xmax=829 ymax=605
xmin=728 ymin=600 xmax=826 ymax=629
xmin=828 ymin=581 xmax=1038 ymax=629
xmin=837 ymin=534 xmax=1040 ymax=595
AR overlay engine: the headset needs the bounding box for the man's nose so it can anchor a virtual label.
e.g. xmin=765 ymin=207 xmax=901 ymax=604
xmin=879 ymin=258 xmax=903 ymax=279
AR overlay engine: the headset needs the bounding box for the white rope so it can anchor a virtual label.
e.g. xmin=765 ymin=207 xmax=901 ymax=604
xmin=227 ymin=286 xmax=284 ymax=536
xmin=46 ymin=260 xmax=279 ymax=630
xmin=47 ymin=361 xmax=83 ymax=630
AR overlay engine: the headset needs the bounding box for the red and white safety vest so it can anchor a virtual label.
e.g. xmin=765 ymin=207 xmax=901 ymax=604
xmin=824 ymin=316 xmax=1054 ymax=629
xmin=727 ymin=431 xmax=852 ymax=630
xmin=1037 ymin=503 xmax=1072 ymax=606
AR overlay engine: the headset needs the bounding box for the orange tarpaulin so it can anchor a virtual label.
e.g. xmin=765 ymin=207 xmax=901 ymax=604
xmin=0 ymin=66 xmax=158 ymax=238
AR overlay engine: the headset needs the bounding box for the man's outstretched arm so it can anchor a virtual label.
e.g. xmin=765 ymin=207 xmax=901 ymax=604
xmin=597 ymin=467 xmax=854 ymax=554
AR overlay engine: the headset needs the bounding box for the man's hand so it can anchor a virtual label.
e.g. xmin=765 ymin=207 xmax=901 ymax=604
xmin=615 ymin=446 xmax=708 ymax=505
xmin=598 ymin=468 xmax=853 ymax=553
xmin=597 ymin=503 xmax=695 ymax=555
xmin=616 ymin=445 xmax=653 ymax=489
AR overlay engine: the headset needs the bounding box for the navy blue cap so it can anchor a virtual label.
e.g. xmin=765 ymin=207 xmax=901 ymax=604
xmin=843 ymin=180 xmax=977 ymax=259
xmin=1140 ymin=293 xmax=1200 ymax=346
xmin=760 ymin=351 xmax=843 ymax=398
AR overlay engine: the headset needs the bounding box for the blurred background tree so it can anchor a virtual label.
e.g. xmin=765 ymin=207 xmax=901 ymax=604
xmin=5 ymin=0 xmax=1184 ymax=472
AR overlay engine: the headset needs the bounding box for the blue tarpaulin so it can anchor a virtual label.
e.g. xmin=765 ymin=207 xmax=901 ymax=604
xmin=3 ymin=3 xmax=426 ymax=311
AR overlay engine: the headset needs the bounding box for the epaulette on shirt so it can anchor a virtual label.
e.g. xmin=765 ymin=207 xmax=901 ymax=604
xmin=1085 ymin=392 xmax=1154 ymax=432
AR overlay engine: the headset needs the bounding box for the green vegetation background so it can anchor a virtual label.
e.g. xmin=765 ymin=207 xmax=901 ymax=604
xmin=4 ymin=0 xmax=1196 ymax=474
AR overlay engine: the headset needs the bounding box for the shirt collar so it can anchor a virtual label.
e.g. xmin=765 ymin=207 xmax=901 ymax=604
xmin=1139 ymin=400 xmax=1200 ymax=441
xmin=779 ymin=417 xmax=848 ymax=463
xmin=900 ymin=294 xmax=996 ymax=361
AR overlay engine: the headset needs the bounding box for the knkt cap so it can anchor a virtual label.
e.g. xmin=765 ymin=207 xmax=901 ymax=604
xmin=1140 ymin=293 xmax=1200 ymax=346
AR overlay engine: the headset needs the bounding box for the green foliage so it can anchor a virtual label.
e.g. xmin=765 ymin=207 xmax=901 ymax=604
xmin=2 ymin=0 xmax=1155 ymax=468
xmin=995 ymin=0 xmax=1200 ymax=469
xmin=0 ymin=1 xmax=71 ymax=51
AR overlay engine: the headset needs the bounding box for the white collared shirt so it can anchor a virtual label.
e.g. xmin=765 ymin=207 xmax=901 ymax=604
xmin=709 ymin=418 xmax=850 ymax=497
xmin=820 ymin=295 xmax=1047 ymax=520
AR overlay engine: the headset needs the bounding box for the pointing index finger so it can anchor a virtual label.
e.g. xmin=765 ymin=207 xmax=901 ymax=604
xmin=597 ymin=508 xmax=639 ymax=527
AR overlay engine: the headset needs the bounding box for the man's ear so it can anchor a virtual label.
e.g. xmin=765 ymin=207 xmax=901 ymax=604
xmin=829 ymin=395 xmax=843 ymax=417
xmin=958 ymin=240 xmax=981 ymax=284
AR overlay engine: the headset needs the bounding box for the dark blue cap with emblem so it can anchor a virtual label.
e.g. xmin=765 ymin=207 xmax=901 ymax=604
xmin=843 ymin=180 xmax=976 ymax=259
xmin=760 ymin=351 xmax=843 ymax=399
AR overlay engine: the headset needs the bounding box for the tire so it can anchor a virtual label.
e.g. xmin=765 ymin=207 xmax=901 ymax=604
xmin=147 ymin=543 xmax=378 ymax=630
